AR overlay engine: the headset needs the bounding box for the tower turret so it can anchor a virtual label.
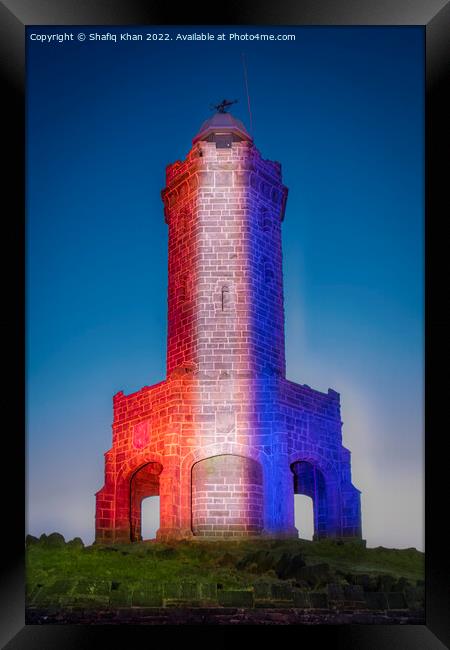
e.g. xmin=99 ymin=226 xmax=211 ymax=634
xmin=161 ymin=109 xmax=288 ymax=381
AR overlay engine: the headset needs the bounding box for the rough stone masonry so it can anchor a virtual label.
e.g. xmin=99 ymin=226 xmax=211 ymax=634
xmin=95 ymin=109 xmax=362 ymax=543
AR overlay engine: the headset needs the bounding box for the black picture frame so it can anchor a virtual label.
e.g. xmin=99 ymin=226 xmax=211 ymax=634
xmin=2 ymin=0 xmax=448 ymax=647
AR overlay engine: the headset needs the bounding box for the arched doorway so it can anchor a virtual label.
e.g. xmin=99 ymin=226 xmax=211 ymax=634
xmin=191 ymin=454 xmax=263 ymax=537
xmin=140 ymin=496 xmax=160 ymax=540
xmin=129 ymin=462 xmax=163 ymax=541
xmin=291 ymin=461 xmax=328 ymax=540
xmin=294 ymin=494 xmax=314 ymax=540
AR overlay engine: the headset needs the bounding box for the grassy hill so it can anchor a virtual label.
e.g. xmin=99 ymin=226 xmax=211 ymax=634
xmin=26 ymin=533 xmax=424 ymax=611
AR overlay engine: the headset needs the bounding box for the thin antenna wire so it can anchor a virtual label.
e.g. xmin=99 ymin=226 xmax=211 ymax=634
xmin=241 ymin=52 xmax=253 ymax=136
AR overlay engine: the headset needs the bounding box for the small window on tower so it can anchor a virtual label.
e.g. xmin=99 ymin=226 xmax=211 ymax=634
xmin=259 ymin=208 xmax=271 ymax=231
xmin=178 ymin=276 xmax=187 ymax=303
xmin=264 ymin=262 xmax=275 ymax=284
xmin=221 ymin=285 xmax=231 ymax=311
xmin=211 ymin=133 xmax=233 ymax=148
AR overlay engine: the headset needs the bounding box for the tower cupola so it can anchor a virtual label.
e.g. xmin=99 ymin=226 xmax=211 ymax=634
xmin=193 ymin=110 xmax=253 ymax=148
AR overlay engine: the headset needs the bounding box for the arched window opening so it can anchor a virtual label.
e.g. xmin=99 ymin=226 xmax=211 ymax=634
xmin=221 ymin=285 xmax=231 ymax=311
xmin=259 ymin=208 xmax=271 ymax=231
xmin=179 ymin=208 xmax=189 ymax=235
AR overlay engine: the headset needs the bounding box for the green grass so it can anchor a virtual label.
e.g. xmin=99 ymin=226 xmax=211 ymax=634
xmin=26 ymin=537 xmax=424 ymax=597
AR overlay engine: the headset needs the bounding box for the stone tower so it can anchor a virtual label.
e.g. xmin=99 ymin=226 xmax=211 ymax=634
xmin=95 ymin=109 xmax=362 ymax=543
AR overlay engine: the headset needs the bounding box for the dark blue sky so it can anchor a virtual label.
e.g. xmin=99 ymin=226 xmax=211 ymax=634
xmin=26 ymin=26 xmax=424 ymax=548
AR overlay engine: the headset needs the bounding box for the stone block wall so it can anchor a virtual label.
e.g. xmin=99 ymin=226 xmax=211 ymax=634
xmin=161 ymin=140 xmax=288 ymax=381
xmin=192 ymin=454 xmax=264 ymax=536
xmin=96 ymin=373 xmax=361 ymax=542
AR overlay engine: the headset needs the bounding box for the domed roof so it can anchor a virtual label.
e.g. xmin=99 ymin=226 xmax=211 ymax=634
xmin=193 ymin=111 xmax=252 ymax=144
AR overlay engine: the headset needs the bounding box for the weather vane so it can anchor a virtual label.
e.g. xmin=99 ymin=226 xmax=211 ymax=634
xmin=210 ymin=99 xmax=238 ymax=113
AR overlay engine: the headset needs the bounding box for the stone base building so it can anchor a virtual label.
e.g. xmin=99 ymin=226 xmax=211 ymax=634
xmin=95 ymin=109 xmax=362 ymax=543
